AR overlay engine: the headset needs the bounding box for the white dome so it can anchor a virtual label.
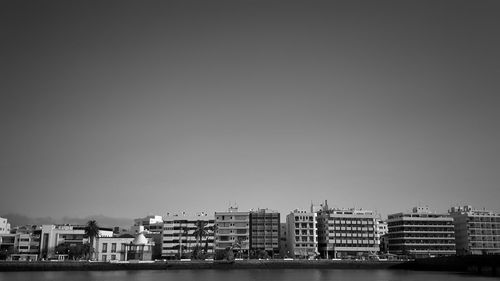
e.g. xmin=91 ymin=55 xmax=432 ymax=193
xmin=132 ymin=233 xmax=148 ymax=245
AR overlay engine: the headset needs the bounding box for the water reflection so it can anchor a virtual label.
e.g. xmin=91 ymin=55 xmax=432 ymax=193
xmin=0 ymin=269 xmax=494 ymax=281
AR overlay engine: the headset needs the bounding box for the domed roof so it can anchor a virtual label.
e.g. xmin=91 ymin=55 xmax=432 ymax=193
xmin=132 ymin=232 xmax=148 ymax=245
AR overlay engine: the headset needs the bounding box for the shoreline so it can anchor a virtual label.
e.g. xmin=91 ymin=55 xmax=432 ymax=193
xmin=1 ymin=256 xmax=499 ymax=277
xmin=0 ymin=260 xmax=404 ymax=271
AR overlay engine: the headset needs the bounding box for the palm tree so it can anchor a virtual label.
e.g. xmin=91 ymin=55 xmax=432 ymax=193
xmin=192 ymin=220 xmax=209 ymax=249
xmin=84 ymin=220 xmax=100 ymax=260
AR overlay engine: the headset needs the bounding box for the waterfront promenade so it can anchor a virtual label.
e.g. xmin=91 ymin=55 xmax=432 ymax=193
xmin=0 ymin=259 xmax=403 ymax=271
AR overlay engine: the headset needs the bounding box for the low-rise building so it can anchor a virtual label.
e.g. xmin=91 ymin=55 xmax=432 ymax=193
xmin=449 ymin=205 xmax=500 ymax=255
xmin=95 ymin=233 xmax=154 ymax=262
xmin=387 ymin=206 xmax=456 ymax=258
xmin=286 ymin=209 xmax=318 ymax=259
xmin=39 ymin=224 xmax=113 ymax=260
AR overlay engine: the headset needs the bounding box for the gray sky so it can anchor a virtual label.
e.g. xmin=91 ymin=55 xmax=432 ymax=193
xmin=1 ymin=0 xmax=499 ymax=221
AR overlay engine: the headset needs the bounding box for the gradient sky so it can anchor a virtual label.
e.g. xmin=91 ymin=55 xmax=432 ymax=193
xmin=1 ymin=0 xmax=499 ymax=221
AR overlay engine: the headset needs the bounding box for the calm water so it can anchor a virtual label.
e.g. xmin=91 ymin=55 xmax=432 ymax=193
xmin=0 ymin=269 xmax=496 ymax=281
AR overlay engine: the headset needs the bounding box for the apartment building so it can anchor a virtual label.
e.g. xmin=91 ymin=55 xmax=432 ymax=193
xmin=249 ymin=209 xmax=280 ymax=257
xmin=388 ymin=206 xmax=456 ymax=258
xmin=375 ymin=219 xmax=388 ymax=252
xmin=286 ymin=209 xmax=318 ymax=259
xmin=279 ymin=223 xmax=288 ymax=258
xmin=0 ymin=225 xmax=41 ymax=261
xmin=215 ymin=207 xmax=250 ymax=257
xmin=449 ymin=205 xmax=500 ymax=255
xmin=317 ymin=206 xmax=379 ymax=259
xmin=162 ymin=212 xmax=215 ymax=259
xmin=133 ymin=215 xmax=164 ymax=234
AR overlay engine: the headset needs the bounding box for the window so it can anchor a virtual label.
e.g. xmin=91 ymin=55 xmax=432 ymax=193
xmin=111 ymin=255 xmax=116 ymax=260
xmin=102 ymin=243 xmax=108 ymax=252
xmin=102 ymin=255 xmax=107 ymax=261
xmin=111 ymin=243 xmax=117 ymax=253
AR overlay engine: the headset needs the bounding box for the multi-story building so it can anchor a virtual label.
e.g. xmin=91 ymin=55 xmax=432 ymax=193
xmin=375 ymin=219 xmax=388 ymax=253
xmin=286 ymin=209 xmax=318 ymax=259
xmin=317 ymin=204 xmax=379 ymax=259
xmin=449 ymin=205 xmax=500 ymax=255
xmin=0 ymin=226 xmax=41 ymax=261
xmin=215 ymin=207 xmax=250 ymax=257
xmin=133 ymin=215 xmax=164 ymax=234
xmin=132 ymin=215 xmax=164 ymax=259
xmin=162 ymin=212 xmax=215 ymax=259
xmin=249 ymin=209 xmax=280 ymax=257
xmin=0 ymin=217 xmax=10 ymax=234
xmin=279 ymin=223 xmax=288 ymax=258
xmin=387 ymin=206 xmax=456 ymax=258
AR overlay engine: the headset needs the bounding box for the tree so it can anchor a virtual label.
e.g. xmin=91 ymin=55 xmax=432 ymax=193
xmin=232 ymin=238 xmax=242 ymax=259
xmin=84 ymin=220 xmax=100 ymax=260
xmin=192 ymin=220 xmax=209 ymax=256
xmin=183 ymin=226 xmax=191 ymax=258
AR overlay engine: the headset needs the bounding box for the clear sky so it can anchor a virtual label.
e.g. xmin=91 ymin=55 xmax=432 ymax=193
xmin=1 ymin=0 xmax=499 ymax=220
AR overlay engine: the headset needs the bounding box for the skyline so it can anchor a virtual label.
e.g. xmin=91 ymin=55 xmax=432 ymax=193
xmin=1 ymin=0 xmax=499 ymax=220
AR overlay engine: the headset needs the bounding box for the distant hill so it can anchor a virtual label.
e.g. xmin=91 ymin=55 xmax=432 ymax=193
xmin=1 ymin=213 xmax=133 ymax=229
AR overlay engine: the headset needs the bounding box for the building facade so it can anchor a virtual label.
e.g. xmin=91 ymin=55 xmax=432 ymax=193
xmin=132 ymin=215 xmax=164 ymax=234
xmin=388 ymin=206 xmax=456 ymax=258
xmin=95 ymin=236 xmax=134 ymax=262
xmin=279 ymin=223 xmax=288 ymax=258
xmin=162 ymin=212 xmax=215 ymax=259
xmin=215 ymin=207 xmax=250 ymax=257
xmin=286 ymin=209 xmax=318 ymax=259
xmin=95 ymin=233 xmax=154 ymax=262
xmin=39 ymin=224 xmax=113 ymax=260
xmin=0 ymin=217 xmax=10 ymax=234
xmin=317 ymin=207 xmax=379 ymax=259
xmin=449 ymin=205 xmax=500 ymax=255
xmin=249 ymin=209 xmax=280 ymax=257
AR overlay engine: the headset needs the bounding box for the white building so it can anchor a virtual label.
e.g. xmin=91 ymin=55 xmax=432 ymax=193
xmin=449 ymin=205 xmax=500 ymax=255
xmin=133 ymin=215 xmax=164 ymax=234
xmin=375 ymin=219 xmax=388 ymax=251
xmin=39 ymin=224 xmax=113 ymax=260
xmin=215 ymin=207 xmax=250 ymax=258
xmin=286 ymin=209 xmax=318 ymax=259
xmin=162 ymin=212 xmax=215 ymax=259
xmin=0 ymin=217 xmax=10 ymax=234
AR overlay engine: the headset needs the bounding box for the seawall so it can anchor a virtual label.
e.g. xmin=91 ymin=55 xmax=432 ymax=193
xmin=0 ymin=260 xmax=402 ymax=271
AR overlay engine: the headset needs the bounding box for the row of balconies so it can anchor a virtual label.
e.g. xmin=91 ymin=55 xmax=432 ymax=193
xmin=389 ymin=228 xmax=455 ymax=233
xmin=389 ymin=241 xmax=455 ymax=245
